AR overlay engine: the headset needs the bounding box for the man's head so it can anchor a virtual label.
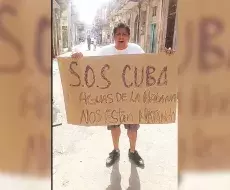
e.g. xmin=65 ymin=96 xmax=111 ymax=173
xmin=113 ymin=22 xmax=130 ymax=50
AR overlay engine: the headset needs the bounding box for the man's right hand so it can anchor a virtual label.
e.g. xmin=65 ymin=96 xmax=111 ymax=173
xmin=71 ymin=52 xmax=83 ymax=60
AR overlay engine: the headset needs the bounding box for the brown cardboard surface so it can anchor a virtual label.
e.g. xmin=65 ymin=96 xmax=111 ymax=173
xmin=0 ymin=1 xmax=51 ymax=176
xmin=178 ymin=0 xmax=230 ymax=170
xmin=58 ymin=53 xmax=177 ymax=126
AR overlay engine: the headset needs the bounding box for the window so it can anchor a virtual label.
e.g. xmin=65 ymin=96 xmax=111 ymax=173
xmin=152 ymin=6 xmax=157 ymax=17
xmin=141 ymin=11 xmax=146 ymax=25
xmin=62 ymin=26 xmax=67 ymax=30
xmin=140 ymin=11 xmax=147 ymax=35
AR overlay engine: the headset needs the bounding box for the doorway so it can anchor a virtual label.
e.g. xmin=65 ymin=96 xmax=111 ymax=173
xmin=150 ymin=23 xmax=156 ymax=53
xmin=165 ymin=0 xmax=177 ymax=48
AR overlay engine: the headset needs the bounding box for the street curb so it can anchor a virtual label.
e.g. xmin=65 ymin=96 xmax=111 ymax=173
xmin=53 ymin=123 xmax=62 ymax=127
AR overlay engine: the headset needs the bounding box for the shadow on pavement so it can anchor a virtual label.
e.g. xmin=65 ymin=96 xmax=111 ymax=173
xmin=53 ymin=104 xmax=59 ymax=123
xmin=127 ymin=163 xmax=141 ymax=190
xmin=106 ymin=161 xmax=122 ymax=190
xmin=106 ymin=162 xmax=141 ymax=190
xmin=52 ymin=100 xmax=62 ymax=126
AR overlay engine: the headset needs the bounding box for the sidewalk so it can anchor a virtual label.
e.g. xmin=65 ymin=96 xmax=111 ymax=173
xmin=52 ymin=43 xmax=102 ymax=126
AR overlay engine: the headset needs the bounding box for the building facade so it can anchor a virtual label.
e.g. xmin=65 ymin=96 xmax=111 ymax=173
xmin=53 ymin=0 xmax=62 ymax=57
xmin=53 ymin=0 xmax=81 ymax=55
xmin=92 ymin=0 xmax=118 ymax=45
xmin=52 ymin=0 xmax=69 ymax=55
xmin=61 ymin=10 xmax=68 ymax=50
xmin=108 ymin=0 xmax=177 ymax=53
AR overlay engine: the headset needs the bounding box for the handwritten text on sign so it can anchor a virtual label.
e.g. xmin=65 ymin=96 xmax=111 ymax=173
xmin=58 ymin=53 xmax=177 ymax=125
xmin=0 ymin=1 xmax=51 ymax=176
xmin=178 ymin=0 xmax=230 ymax=170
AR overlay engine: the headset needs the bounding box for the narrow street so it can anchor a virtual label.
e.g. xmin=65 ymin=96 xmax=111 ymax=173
xmin=52 ymin=43 xmax=177 ymax=190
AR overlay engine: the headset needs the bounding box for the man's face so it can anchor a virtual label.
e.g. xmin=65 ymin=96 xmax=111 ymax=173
xmin=113 ymin=28 xmax=130 ymax=50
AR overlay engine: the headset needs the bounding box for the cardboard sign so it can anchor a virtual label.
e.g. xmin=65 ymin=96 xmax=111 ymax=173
xmin=0 ymin=0 xmax=51 ymax=176
xmin=58 ymin=53 xmax=177 ymax=126
xmin=178 ymin=0 xmax=230 ymax=170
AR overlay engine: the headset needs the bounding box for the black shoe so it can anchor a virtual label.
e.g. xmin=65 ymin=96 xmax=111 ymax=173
xmin=106 ymin=149 xmax=120 ymax=167
xmin=128 ymin=149 xmax=145 ymax=168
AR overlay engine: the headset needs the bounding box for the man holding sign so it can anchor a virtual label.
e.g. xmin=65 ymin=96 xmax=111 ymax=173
xmin=72 ymin=23 xmax=173 ymax=168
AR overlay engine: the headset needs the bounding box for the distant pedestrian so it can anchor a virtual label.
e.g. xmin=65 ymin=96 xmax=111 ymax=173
xmin=87 ymin=35 xmax=91 ymax=51
xmin=93 ymin=38 xmax=97 ymax=51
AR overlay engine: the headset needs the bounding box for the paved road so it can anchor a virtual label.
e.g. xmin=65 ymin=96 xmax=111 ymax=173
xmin=52 ymin=44 xmax=177 ymax=190
xmin=52 ymin=43 xmax=230 ymax=190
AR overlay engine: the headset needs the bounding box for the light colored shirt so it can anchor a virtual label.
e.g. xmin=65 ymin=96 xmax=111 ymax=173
xmin=97 ymin=43 xmax=145 ymax=56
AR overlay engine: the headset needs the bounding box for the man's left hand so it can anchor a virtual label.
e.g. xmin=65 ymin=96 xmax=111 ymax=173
xmin=165 ymin=47 xmax=175 ymax=55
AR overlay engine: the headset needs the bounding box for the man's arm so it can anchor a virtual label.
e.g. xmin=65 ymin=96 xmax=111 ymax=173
xmin=71 ymin=51 xmax=83 ymax=59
